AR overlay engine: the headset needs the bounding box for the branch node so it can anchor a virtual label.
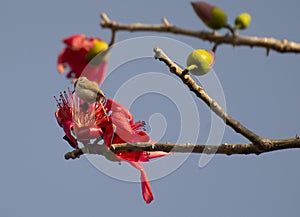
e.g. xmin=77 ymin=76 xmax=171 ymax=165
xmin=153 ymin=47 xmax=163 ymax=59
xmin=181 ymin=68 xmax=189 ymax=76
xmin=225 ymin=24 xmax=236 ymax=37
xmin=282 ymin=38 xmax=288 ymax=45
xmin=162 ymin=17 xmax=172 ymax=27
xmin=151 ymin=143 xmax=155 ymax=149
xmin=100 ymin=13 xmax=110 ymax=23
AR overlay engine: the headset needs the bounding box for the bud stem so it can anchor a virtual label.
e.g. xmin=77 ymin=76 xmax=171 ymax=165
xmin=186 ymin=64 xmax=198 ymax=72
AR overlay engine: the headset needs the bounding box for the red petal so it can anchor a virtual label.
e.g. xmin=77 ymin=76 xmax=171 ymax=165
xmin=129 ymin=162 xmax=154 ymax=204
xmin=57 ymin=48 xmax=67 ymax=73
xmin=62 ymin=120 xmax=78 ymax=149
xmin=62 ymin=34 xmax=86 ymax=49
xmin=148 ymin=151 xmax=170 ymax=159
xmin=103 ymin=124 xmax=115 ymax=148
xmin=76 ymin=126 xmax=103 ymax=140
xmin=115 ymin=151 xmax=147 ymax=162
xmin=81 ymin=61 xmax=107 ymax=85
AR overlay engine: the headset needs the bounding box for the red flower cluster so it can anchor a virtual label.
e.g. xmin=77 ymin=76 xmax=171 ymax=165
xmin=57 ymin=34 xmax=108 ymax=84
xmin=54 ymin=89 xmax=168 ymax=204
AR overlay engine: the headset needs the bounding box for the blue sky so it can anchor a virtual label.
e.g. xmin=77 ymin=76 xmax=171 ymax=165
xmin=1 ymin=0 xmax=300 ymax=217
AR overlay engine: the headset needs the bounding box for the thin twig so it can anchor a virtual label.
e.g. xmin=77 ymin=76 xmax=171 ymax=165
xmin=100 ymin=13 xmax=300 ymax=54
xmin=109 ymin=29 xmax=116 ymax=47
xmin=100 ymin=13 xmax=116 ymax=47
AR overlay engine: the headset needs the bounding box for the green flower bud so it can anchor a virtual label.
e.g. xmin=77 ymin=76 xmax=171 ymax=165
xmin=234 ymin=13 xmax=251 ymax=30
xmin=186 ymin=49 xmax=215 ymax=76
xmin=85 ymin=39 xmax=109 ymax=65
xmin=191 ymin=2 xmax=227 ymax=30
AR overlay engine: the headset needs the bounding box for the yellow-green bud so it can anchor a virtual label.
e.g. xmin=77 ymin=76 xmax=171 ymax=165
xmin=234 ymin=13 xmax=251 ymax=30
xmin=186 ymin=49 xmax=215 ymax=76
xmin=85 ymin=39 xmax=109 ymax=65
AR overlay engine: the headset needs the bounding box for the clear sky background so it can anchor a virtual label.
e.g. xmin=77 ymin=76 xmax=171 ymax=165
xmin=1 ymin=0 xmax=300 ymax=217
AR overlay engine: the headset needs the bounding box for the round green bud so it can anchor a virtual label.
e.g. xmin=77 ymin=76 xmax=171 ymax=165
xmin=234 ymin=13 xmax=251 ymax=30
xmin=85 ymin=39 xmax=109 ymax=65
xmin=186 ymin=49 xmax=215 ymax=76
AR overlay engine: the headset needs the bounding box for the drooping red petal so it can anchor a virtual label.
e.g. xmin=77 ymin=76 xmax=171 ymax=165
xmin=129 ymin=162 xmax=154 ymax=204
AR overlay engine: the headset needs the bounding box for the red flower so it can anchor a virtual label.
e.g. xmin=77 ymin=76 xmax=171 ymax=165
xmin=54 ymin=90 xmax=169 ymax=204
xmin=57 ymin=34 xmax=108 ymax=84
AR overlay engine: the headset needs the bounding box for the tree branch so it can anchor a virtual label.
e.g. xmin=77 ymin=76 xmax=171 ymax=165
xmin=100 ymin=13 xmax=300 ymax=54
xmin=153 ymin=46 xmax=270 ymax=150
xmin=64 ymin=136 xmax=300 ymax=160
xmin=110 ymin=138 xmax=300 ymax=154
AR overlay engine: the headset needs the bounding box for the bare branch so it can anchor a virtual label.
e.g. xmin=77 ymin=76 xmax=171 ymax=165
xmin=110 ymin=138 xmax=300 ymax=155
xmin=153 ymin=47 xmax=269 ymax=150
xmin=64 ymin=137 xmax=300 ymax=160
xmin=100 ymin=13 xmax=300 ymax=54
